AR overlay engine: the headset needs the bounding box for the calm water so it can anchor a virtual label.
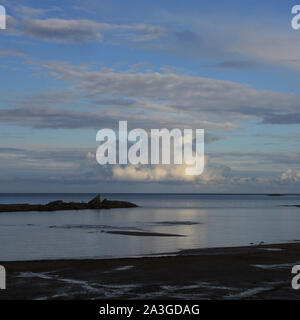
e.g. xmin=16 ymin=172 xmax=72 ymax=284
xmin=1 ymin=193 xmax=300 ymax=261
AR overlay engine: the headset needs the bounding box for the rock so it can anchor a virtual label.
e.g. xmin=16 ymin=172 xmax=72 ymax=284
xmin=88 ymin=194 xmax=101 ymax=207
xmin=46 ymin=200 xmax=64 ymax=207
xmin=0 ymin=195 xmax=138 ymax=212
xmin=102 ymin=199 xmax=138 ymax=208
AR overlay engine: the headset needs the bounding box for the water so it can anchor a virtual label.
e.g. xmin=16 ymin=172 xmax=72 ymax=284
xmin=1 ymin=193 xmax=300 ymax=261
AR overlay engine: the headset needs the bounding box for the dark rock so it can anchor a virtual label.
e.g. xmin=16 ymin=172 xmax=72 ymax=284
xmin=283 ymin=205 xmax=300 ymax=208
xmin=0 ymin=195 xmax=138 ymax=213
xmin=88 ymin=194 xmax=101 ymax=207
xmin=46 ymin=200 xmax=64 ymax=207
xmin=102 ymin=199 xmax=138 ymax=208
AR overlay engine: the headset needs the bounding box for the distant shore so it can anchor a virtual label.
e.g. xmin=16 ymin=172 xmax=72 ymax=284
xmin=1 ymin=242 xmax=300 ymax=300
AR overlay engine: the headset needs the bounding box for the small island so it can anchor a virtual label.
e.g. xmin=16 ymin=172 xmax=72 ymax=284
xmin=283 ymin=204 xmax=300 ymax=208
xmin=0 ymin=194 xmax=138 ymax=213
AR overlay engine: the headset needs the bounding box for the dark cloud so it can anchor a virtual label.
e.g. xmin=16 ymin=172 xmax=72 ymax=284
xmin=0 ymin=107 xmax=117 ymax=129
xmin=0 ymin=106 xmax=223 ymax=131
xmin=263 ymin=113 xmax=300 ymax=124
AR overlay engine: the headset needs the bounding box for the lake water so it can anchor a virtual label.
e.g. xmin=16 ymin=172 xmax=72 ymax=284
xmin=1 ymin=193 xmax=300 ymax=261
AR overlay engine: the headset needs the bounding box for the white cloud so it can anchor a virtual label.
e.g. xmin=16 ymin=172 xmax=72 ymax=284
xmin=279 ymin=169 xmax=300 ymax=183
xmin=112 ymin=157 xmax=230 ymax=184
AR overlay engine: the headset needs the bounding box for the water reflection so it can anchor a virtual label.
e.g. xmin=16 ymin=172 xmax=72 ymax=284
xmin=0 ymin=193 xmax=300 ymax=261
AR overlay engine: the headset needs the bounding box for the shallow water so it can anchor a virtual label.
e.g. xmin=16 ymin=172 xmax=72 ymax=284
xmin=1 ymin=193 xmax=300 ymax=261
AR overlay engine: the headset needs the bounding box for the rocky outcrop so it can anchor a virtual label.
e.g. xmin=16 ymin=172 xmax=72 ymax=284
xmin=88 ymin=194 xmax=101 ymax=207
xmin=283 ymin=205 xmax=300 ymax=208
xmin=102 ymin=199 xmax=139 ymax=208
xmin=0 ymin=194 xmax=138 ymax=212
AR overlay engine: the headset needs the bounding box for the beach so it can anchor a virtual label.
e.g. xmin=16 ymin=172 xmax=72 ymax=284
xmin=1 ymin=193 xmax=300 ymax=300
xmin=1 ymin=242 xmax=300 ymax=300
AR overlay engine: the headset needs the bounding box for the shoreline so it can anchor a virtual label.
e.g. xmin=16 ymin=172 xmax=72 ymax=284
xmin=1 ymin=241 xmax=299 ymax=263
xmin=2 ymin=242 xmax=300 ymax=299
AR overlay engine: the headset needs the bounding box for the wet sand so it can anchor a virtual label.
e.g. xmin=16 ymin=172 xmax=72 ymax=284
xmin=1 ymin=242 xmax=300 ymax=300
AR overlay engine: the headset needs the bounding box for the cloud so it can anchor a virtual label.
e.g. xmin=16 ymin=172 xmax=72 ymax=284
xmin=148 ymin=11 xmax=300 ymax=70
xmin=0 ymin=106 xmax=118 ymax=129
xmin=8 ymin=91 xmax=82 ymax=108
xmin=209 ymin=151 xmax=300 ymax=166
xmin=230 ymin=29 xmax=300 ymax=70
xmin=21 ymin=19 xmax=105 ymax=43
xmin=263 ymin=113 xmax=300 ymax=125
xmin=1 ymin=56 xmax=300 ymax=132
xmin=0 ymin=48 xmax=26 ymax=57
xmin=6 ymin=5 xmax=300 ymax=71
xmin=41 ymin=62 xmax=300 ymax=127
xmin=211 ymin=60 xmax=258 ymax=70
xmin=2 ymin=61 xmax=300 ymax=130
xmin=6 ymin=16 xmax=168 ymax=43
xmin=112 ymin=162 xmax=230 ymax=184
xmin=121 ymin=24 xmax=167 ymax=42
xmin=0 ymin=145 xmax=230 ymax=185
xmin=13 ymin=5 xmax=58 ymax=19
xmin=278 ymin=169 xmax=300 ymax=183
xmin=0 ymin=146 xmax=84 ymax=175
xmin=1 ymin=145 xmax=300 ymax=192
xmin=255 ymin=133 xmax=300 ymax=141
xmin=3 ymin=14 xmax=18 ymax=31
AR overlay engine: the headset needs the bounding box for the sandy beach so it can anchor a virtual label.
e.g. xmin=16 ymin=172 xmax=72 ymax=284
xmin=1 ymin=242 xmax=300 ymax=300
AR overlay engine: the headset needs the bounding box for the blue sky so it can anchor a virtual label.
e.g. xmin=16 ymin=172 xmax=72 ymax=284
xmin=0 ymin=0 xmax=300 ymax=192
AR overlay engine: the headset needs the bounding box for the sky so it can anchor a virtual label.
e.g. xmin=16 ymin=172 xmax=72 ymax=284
xmin=0 ymin=0 xmax=300 ymax=193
